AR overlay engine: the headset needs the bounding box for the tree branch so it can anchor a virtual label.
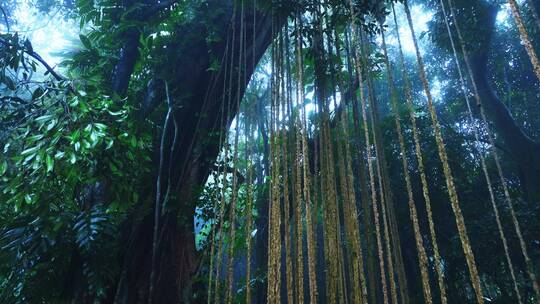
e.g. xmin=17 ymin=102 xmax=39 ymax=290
xmin=0 ymin=37 xmax=66 ymax=81
xmin=111 ymin=0 xmax=180 ymax=96
xmin=0 ymin=5 xmax=9 ymax=32
xmin=26 ymin=49 xmax=65 ymax=81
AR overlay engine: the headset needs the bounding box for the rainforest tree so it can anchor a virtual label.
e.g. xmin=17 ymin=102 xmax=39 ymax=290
xmin=1 ymin=0 xmax=539 ymax=303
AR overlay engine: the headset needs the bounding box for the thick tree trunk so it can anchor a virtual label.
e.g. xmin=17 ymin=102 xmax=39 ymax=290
xmin=469 ymin=4 xmax=540 ymax=201
xmin=113 ymin=211 xmax=198 ymax=303
xmin=106 ymin=2 xmax=282 ymax=302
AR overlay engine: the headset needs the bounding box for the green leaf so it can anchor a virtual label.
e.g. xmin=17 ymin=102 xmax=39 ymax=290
xmin=21 ymin=146 xmax=39 ymax=156
xmin=1 ymin=75 xmax=16 ymax=90
xmin=109 ymin=162 xmax=117 ymax=172
xmin=55 ymin=151 xmax=65 ymax=159
xmin=69 ymin=153 xmax=77 ymax=164
xmin=90 ymin=130 xmax=99 ymax=143
xmin=46 ymin=155 xmax=54 ymax=172
xmin=207 ymin=59 xmax=220 ymax=72
xmin=32 ymin=87 xmax=44 ymax=99
xmin=0 ymin=160 xmax=7 ymax=175
xmin=107 ymin=110 xmax=124 ymax=116
xmin=47 ymin=119 xmax=57 ymax=131
xmin=70 ymin=130 xmax=81 ymax=142
xmin=35 ymin=114 xmax=52 ymax=123
xmin=70 ymin=97 xmax=79 ymax=107
xmin=106 ymin=139 xmax=114 ymax=149
xmin=80 ymin=34 xmax=92 ymax=49
xmin=132 ymin=192 xmax=139 ymax=203
xmin=27 ymin=134 xmax=44 ymax=142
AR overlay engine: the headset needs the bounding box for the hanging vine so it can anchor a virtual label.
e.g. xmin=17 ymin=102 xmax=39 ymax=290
xmin=447 ymin=0 xmax=540 ymax=301
xmin=347 ymin=1 xmax=390 ymax=303
xmin=379 ymin=16 xmax=436 ymax=304
xmin=401 ymin=1 xmax=485 ymax=303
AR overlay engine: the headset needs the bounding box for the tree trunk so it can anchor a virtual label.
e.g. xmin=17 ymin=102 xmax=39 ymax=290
xmin=468 ymin=4 xmax=540 ymax=201
xmin=105 ymin=2 xmax=282 ymax=302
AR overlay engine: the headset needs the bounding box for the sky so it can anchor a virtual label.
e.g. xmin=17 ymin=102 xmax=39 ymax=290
xmin=1 ymin=0 xmax=80 ymax=67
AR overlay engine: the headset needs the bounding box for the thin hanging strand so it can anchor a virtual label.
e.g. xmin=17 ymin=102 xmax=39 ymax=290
xmin=295 ymin=11 xmax=319 ymax=303
xmin=225 ymin=3 xmax=246 ymax=303
xmin=280 ymin=26 xmax=295 ymax=304
xmin=340 ymin=26 xmax=371 ymax=304
xmin=268 ymin=24 xmax=276 ymax=304
xmin=293 ymin=14 xmax=306 ymax=304
xmin=312 ymin=4 xmax=340 ymax=301
xmin=391 ymin=5 xmax=450 ymax=304
xmin=439 ymin=0 xmax=523 ymax=302
xmin=319 ymin=7 xmax=348 ymax=304
xmin=267 ymin=12 xmax=283 ymax=302
xmin=331 ymin=26 xmax=369 ymax=304
xmin=401 ymin=1 xmax=484 ymax=303
xmin=347 ymin=1 xmax=389 ymax=302
xmin=342 ymin=103 xmax=371 ymax=304
xmin=244 ymin=119 xmax=255 ymax=304
xmin=345 ymin=28 xmax=379 ymax=304
xmin=326 ymin=20 xmax=352 ymax=304
xmin=244 ymin=1 xmax=257 ymax=302
xmin=447 ymin=0 xmax=540 ymax=301
xmin=214 ymin=6 xmax=238 ymax=302
xmin=333 ymin=97 xmax=355 ymax=304
xmin=148 ymin=81 xmax=174 ymax=304
xmin=208 ymin=33 xmax=232 ymax=304
xmin=360 ymin=29 xmax=399 ymax=304
xmin=380 ymin=20 xmax=437 ymax=304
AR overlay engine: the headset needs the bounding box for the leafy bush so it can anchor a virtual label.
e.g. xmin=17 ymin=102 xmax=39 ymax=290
xmin=0 ymin=32 xmax=152 ymax=302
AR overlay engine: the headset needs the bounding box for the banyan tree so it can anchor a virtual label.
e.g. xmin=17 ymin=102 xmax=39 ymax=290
xmin=0 ymin=0 xmax=540 ymax=303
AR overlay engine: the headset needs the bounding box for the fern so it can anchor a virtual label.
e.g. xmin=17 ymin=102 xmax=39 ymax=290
xmin=0 ymin=204 xmax=120 ymax=303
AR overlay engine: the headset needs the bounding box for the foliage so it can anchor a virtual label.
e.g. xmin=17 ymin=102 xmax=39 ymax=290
xmin=0 ymin=30 xmax=152 ymax=302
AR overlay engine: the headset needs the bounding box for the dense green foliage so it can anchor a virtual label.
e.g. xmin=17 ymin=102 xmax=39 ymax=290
xmin=0 ymin=30 xmax=152 ymax=301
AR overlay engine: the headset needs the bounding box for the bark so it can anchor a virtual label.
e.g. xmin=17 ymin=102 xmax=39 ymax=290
xmin=111 ymin=0 xmax=179 ymax=96
xmin=107 ymin=2 xmax=283 ymax=302
xmin=111 ymin=28 xmax=139 ymax=96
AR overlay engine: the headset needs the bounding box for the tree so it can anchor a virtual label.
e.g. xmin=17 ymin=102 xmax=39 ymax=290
xmin=428 ymin=0 xmax=540 ymax=201
xmin=2 ymin=0 xmax=540 ymax=303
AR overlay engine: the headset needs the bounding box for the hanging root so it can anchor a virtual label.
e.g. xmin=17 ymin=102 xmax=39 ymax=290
xmin=402 ymin=1 xmax=485 ymax=303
